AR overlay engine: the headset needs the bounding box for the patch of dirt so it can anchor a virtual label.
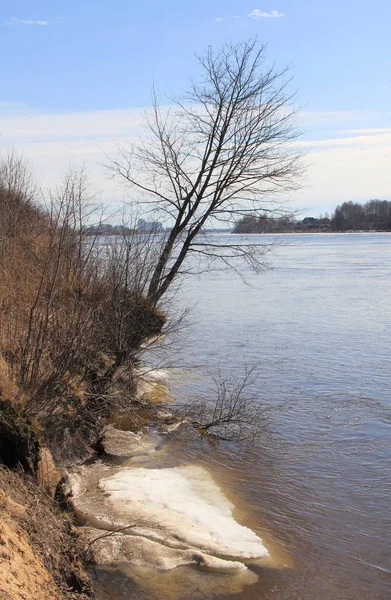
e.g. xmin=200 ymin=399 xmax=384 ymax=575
xmin=0 ymin=466 xmax=94 ymax=600
xmin=0 ymin=517 xmax=61 ymax=600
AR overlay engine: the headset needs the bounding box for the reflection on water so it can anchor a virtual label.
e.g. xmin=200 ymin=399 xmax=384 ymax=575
xmin=92 ymin=234 xmax=391 ymax=600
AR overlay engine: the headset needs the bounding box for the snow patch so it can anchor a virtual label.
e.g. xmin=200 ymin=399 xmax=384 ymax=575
xmin=99 ymin=465 xmax=268 ymax=561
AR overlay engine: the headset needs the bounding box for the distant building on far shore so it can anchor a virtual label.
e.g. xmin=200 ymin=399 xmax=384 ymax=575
xmin=137 ymin=218 xmax=164 ymax=233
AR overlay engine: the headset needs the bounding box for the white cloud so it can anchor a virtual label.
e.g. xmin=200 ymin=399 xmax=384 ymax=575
xmin=300 ymin=110 xmax=373 ymax=125
xmin=0 ymin=104 xmax=164 ymax=200
xmin=342 ymin=128 xmax=391 ymax=134
xmin=0 ymin=105 xmax=149 ymax=141
xmin=20 ymin=19 xmax=48 ymax=26
xmin=298 ymin=135 xmax=391 ymax=208
xmin=248 ymin=9 xmax=285 ymax=19
xmin=296 ymin=131 xmax=391 ymax=149
xmin=5 ymin=17 xmax=49 ymax=26
xmin=0 ymin=104 xmax=390 ymax=211
xmin=215 ymin=15 xmax=241 ymax=22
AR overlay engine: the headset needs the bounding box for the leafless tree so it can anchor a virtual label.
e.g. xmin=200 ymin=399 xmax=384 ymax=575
xmin=0 ymin=155 xmax=174 ymax=463
xmin=0 ymin=156 xmax=165 ymax=409
xmin=109 ymin=39 xmax=303 ymax=303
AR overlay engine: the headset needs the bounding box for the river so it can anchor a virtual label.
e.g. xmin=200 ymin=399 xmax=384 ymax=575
xmin=91 ymin=232 xmax=391 ymax=600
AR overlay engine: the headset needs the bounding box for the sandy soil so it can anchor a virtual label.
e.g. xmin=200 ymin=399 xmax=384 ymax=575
xmin=0 ymin=511 xmax=61 ymax=600
xmin=0 ymin=467 xmax=93 ymax=600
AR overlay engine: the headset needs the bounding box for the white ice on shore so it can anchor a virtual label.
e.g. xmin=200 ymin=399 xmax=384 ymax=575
xmin=135 ymin=367 xmax=170 ymax=401
xmin=82 ymin=528 xmax=247 ymax=570
xmin=102 ymin=426 xmax=161 ymax=457
xmin=67 ymin=449 xmax=269 ymax=572
xmin=99 ymin=465 xmax=269 ymax=563
xmin=139 ymin=368 xmax=170 ymax=381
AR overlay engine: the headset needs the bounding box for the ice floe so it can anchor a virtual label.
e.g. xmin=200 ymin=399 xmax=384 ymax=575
xmin=68 ymin=462 xmax=268 ymax=571
xmin=135 ymin=367 xmax=171 ymax=402
xmin=102 ymin=426 xmax=161 ymax=457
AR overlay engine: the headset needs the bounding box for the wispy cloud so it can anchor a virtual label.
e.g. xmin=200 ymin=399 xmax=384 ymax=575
xmin=5 ymin=17 xmax=49 ymax=26
xmin=215 ymin=10 xmax=283 ymax=23
xmin=214 ymin=14 xmax=241 ymax=22
xmin=1 ymin=105 xmax=390 ymax=209
xmin=248 ymin=9 xmax=285 ymax=19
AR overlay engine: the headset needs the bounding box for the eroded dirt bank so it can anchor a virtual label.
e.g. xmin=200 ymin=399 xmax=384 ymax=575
xmin=0 ymin=466 xmax=94 ymax=600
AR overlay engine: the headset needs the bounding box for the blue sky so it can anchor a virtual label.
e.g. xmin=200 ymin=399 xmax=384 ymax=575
xmin=1 ymin=1 xmax=391 ymax=215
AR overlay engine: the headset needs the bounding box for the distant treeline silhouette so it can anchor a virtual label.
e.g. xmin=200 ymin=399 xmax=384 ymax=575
xmin=233 ymin=200 xmax=391 ymax=233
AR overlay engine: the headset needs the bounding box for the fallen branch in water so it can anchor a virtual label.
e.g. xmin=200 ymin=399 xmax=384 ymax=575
xmin=177 ymin=362 xmax=269 ymax=444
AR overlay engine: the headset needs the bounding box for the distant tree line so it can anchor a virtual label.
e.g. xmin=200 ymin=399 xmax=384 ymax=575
xmin=233 ymin=200 xmax=391 ymax=233
xmin=85 ymin=223 xmax=134 ymax=236
xmin=332 ymin=200 xmax=391 ymax=231
xmin=85 ymin=219 xmax=165 ymax=236
xmin=233 ymin=213 xmax=331 ymax=233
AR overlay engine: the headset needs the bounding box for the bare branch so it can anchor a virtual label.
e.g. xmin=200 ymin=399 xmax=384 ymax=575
xmin=177 ymin=362 xmax=269 ymax=443
xmin=107 ymin=39 xmax=304 ymax=303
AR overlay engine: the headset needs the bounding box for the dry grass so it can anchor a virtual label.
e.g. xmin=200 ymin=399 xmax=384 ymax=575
xmin=0 ymin=153 xmax=166 ymax=465
xmin=0 ymin=356 xmax=17 ymax=401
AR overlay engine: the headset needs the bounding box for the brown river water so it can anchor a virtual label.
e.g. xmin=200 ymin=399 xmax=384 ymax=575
xmin=91 ymin=233 xmax=390 ymax=600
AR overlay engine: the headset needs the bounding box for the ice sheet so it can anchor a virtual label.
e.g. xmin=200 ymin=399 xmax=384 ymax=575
xmin=99 ymin=465 xmax=268 ymax=561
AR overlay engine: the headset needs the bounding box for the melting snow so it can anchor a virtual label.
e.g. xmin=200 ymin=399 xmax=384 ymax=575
xmin=99 ymin=465 xmax=268 ymax=563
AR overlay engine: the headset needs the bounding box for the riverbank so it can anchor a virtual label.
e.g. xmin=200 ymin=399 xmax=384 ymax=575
xmin=0 ymin=465 xmax=93 ymax=600
xmin=65 ymin=424 xmax=269 ymax=571
xmin=0 ymin=368 xmax=171 ymax=598
xmin=0 ymin=365 xmax=272 ymax=600
xmin=0 ymin=162 xmax=170 ymax=597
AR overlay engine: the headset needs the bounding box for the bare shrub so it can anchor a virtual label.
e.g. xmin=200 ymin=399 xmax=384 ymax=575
xmin=0 ymin=155 xmax=168 ymax=463
xmin=178 ymin=363 xmax=268 ymax=443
